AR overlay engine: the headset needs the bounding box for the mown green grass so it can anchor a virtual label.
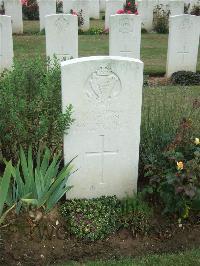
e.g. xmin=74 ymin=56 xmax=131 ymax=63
xmin=57 ymin=248 xmax=200 ymax=266
xmin=14 ymin=21 xmax=200 ymax=75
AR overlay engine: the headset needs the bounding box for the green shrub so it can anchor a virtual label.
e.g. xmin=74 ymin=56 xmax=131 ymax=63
xmin=153 ymin=5 xmax=169 ymax=34
xmin=57 ymin=0 xmax=63 ymax=13
xmin=22 ymin=0 xmax=39 ymax=20
xmin=0 ymin=1 xmax=4 ymax=14
xmin=61 ymin=196 xmax=121 ymax=241
xmin=141 ymin=28 xmax=148 ymax=34
xmin=191 ymin=3 xmax=200 ymax=16
xmin=120 ymin=193 xmax=153 ymax=235
xmin=144 ymin=118 xmax=200 ymax=219
xmin=171 ymin=71 xmax=200 ymax=86
xmin=78 ymin=27 xmax=106 ymax=35
xmin=0 ymin=162 xmax=15 ymax=225
xmin=0 ymin=57 xmax=74 ymax=163
xmin=139 ymin=87 xmax=200 ymax=180
xmin=6 ymin=145 xmax=75 ymax=213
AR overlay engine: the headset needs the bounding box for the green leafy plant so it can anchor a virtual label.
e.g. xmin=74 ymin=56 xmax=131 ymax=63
xmin=191 ymin=3 xmax=200 ymax=16
xmin=8 ymin=146 xmax=75 ymax=213
xmin=61 ymin=196 xmax=121 ymax=241
xmin=0 ymin=1 xmax=4 ymax=15
xmin=0 ymin=162 xmax=15 ymax=225
xmin=78 ymin=27 xmax=108 ymax=35
xmin=57 ymin=0 xmax=63 ymax=13
xmin=0 ymin=57 xmax=74 ymax=163
xmin=70 ymin=9 xmax=84 ymax=27
xmin=119 ymin=193 xmax=153 ymax=235
xmin=145 ymin=118 xmax=200 ymax=218
xmin=171 ymin=71 xmax=200 ymax=86
xmin=153 ymin=5 xmax=169 ymax=33
xmin=22 ymin=0 xmax=39 ymax=20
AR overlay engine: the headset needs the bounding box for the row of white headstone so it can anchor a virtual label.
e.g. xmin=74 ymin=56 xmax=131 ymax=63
xmin=1 ymin=13 xmax=199 ymax=77
xmin=2 ymin=0 xmax=200 ymax=33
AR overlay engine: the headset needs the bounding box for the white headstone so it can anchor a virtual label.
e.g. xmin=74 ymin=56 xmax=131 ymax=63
xmin=89 ymin=0 xmax=100 ymax=19
xmin=38 ymin=0 xmax=57 ymax=31
xmin=105 ymin=0 xmax=124 ymax=29
xmin=168 ymin=1 xmax=184 ymax=16
xmin=4 ymin=0 xmax=23 ymax=34
xmin=62 ymin=56 xmax=143 ymax=199
xmin=100 ymin=0 xmax=106 ymax=11
xmin=109 ymin=14 xmax=141 ymax=59
xmin=137 ymin=0 xmax=155 ymax=31
xmin=166 ymin=14 xmax=200 ymax=77
xmin=45 ymin=14 xmax=78 ymax=61
xmin=63 ymin=0 xmax=90 ymax=31
xmin=0 ymin=15 xmax=13 ymax=73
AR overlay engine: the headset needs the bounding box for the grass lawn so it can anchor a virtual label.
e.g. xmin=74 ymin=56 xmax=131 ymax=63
xmin=58 ymin=248 xmax=200 ymax=266
xmin=14 ymin=20 xmax=200 ymax=75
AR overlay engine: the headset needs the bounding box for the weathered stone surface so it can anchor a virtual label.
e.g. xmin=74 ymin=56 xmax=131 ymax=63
xmin=45 ymin=14 xmax=78 ymax=61
xmin=109 ymin=14 xmax=141 ymax=59
xmin=61 ymin=56 xmax=143 ymax=199
xmin=166 ymin=14 xmax=200 ymax=77
xmin=4 ymin=0 xmax=23 ymax=33
xmin=0 ymin=15 xmax=13 ymax=73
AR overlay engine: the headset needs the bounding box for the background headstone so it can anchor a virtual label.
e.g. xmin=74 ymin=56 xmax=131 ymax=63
xmin=38 ymin=0 xmax=57 ymax=31
xmin=89 ymin=0 xmax=100 ymax=19
xmin=105 ymin=0 xmax=124 ymax=29
xmin=166 ymin=14 xmax=200 ymax=77
xmin=137 ymin=0 xmax=155 ymax=31
xmin=109 ymin=14 xmax=141 ymax=59
xmin=168 ymin=1 xmax=184 ymax=16
xmin=0 ymin=15 xmax=13 ymax=73
xmin=100 ymin=0 xmax=106 ymax=11
xmin=4 ymin=0 xmax=23 ymax=34
xmin=63 ymin=0 xmax=90 ymax=31
xmin=45 ymin=14 xmax=78 ymax=61
xmin=61 ymin=56 xmax=144 ymax=199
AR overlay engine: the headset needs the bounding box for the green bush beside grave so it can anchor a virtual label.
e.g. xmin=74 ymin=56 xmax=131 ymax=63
xmin=0 ymin=58 xmax=74 ymax=163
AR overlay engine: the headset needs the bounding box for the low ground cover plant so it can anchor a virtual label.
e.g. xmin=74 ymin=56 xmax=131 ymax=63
xmin=61 ymin=196 xmax=121 ymax=241
xmin=119 ymin=193 xmax=153 ymax=235
xmin=171 ymin=71 xmax=200 ymax=86
xmin=60 ymin=193 xmax=153 ymax=240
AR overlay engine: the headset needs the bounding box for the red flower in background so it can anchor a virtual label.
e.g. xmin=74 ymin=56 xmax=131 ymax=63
xmin=116 ymin=9 xmax=125 ymax=14
xmin=21 ymin=0 xmax=28 ymax=6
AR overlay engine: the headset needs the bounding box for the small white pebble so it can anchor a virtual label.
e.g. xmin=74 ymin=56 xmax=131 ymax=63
xmin=40 ymin=254 xmax=45 ymax=259
xmin=56 ymin=220 xmax=59 ymax=226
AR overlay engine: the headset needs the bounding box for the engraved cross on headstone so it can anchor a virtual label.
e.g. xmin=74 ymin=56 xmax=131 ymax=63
xmin=86 ymin=135 xmax=118 ymax=184
xmin=177 ymin=45 xmax=189 ymax=66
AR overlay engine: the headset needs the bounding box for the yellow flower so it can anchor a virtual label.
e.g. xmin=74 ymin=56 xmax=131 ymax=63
xmin=194 ymin=138 xmax=200 ymax=145
xmin=177 ymin=161 xmax=184 ymax=171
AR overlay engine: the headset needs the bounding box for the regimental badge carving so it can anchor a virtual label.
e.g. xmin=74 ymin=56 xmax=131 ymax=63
xmin=86 ymin=65 xmax=122 ymax=103
xmin=119 ymin=18 xmax=133 ymax=33
xmin=55 ymin=16 xmax=69 ymax=32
